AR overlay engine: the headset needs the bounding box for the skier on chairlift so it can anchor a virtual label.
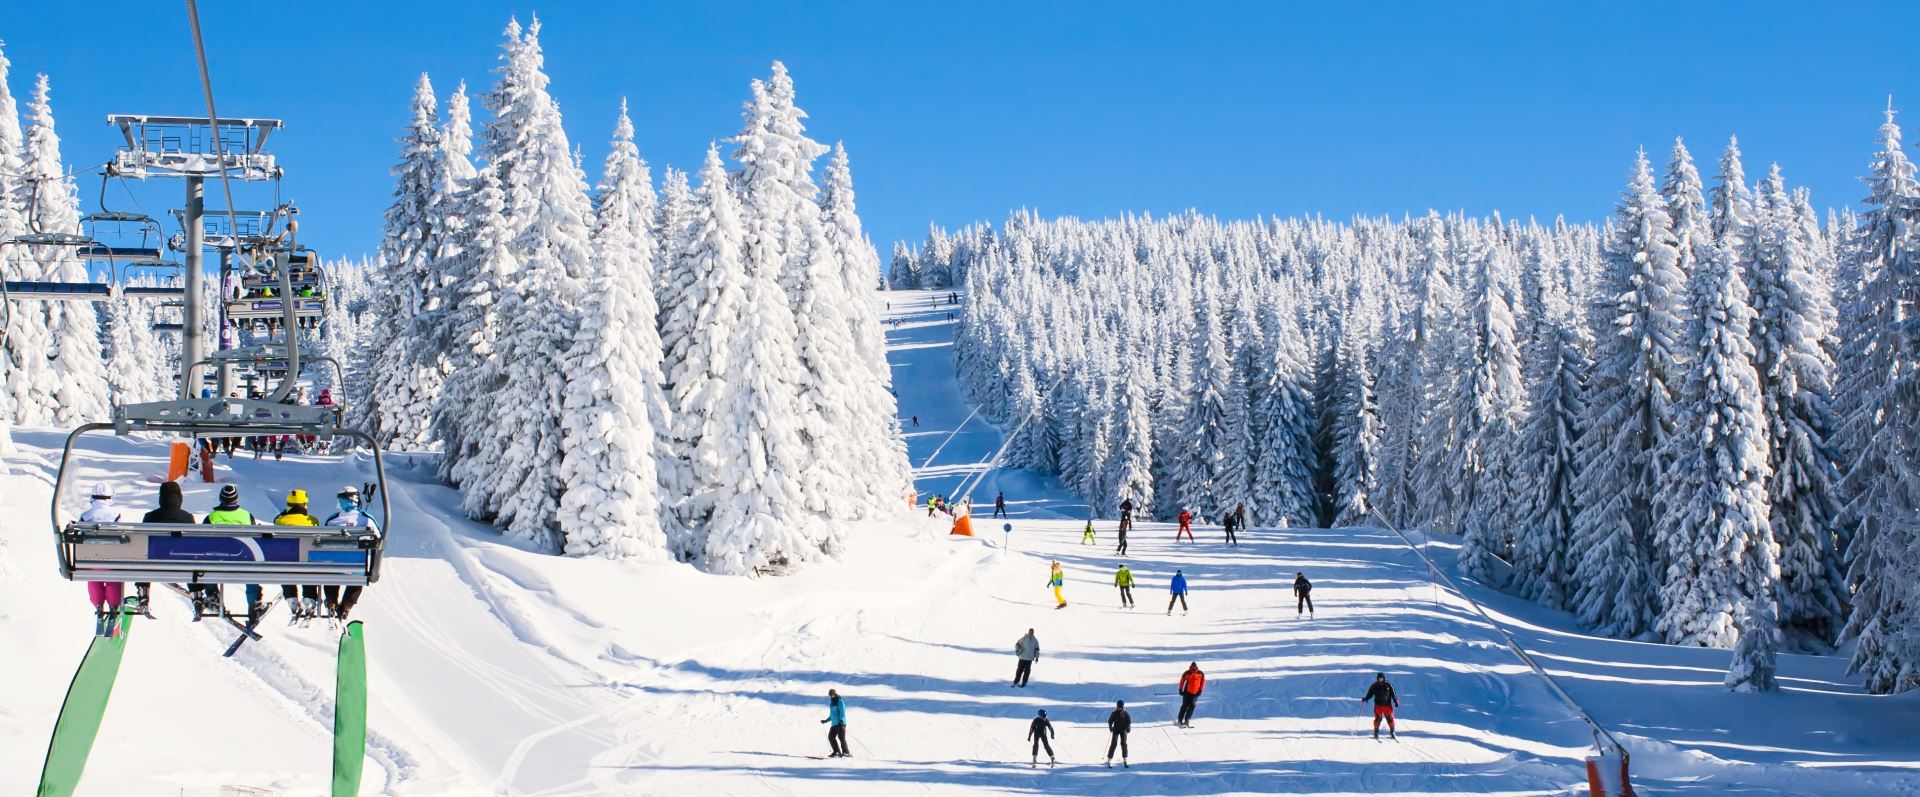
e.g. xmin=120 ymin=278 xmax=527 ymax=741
xmin=275 ymin=489 xmax=321 ymax=619
xmin=323 ymin=485 xmax=378 ymax=620
xmin=78 ymin=482 xmax=125 ymax=633
xmin=204 ymin=484 xmax=261 ymax=619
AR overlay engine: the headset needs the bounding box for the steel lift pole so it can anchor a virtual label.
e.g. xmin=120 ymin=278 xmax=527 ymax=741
xmin=181 ymin=175 xmax=205 ymax=399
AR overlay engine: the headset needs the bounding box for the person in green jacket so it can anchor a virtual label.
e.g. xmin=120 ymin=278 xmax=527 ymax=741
xmin=203 ymin=484 xmax=264 ymax=619
xmin=1114 ymin=564 xmax=1135 ymax=608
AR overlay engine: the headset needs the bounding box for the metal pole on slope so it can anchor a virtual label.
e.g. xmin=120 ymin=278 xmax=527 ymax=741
xmin=1367 ymin=508 xmax=1631 ymax=763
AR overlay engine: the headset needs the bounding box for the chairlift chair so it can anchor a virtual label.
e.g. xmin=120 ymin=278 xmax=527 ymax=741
xmin=51 ymin=396 xmax=391 ymax=589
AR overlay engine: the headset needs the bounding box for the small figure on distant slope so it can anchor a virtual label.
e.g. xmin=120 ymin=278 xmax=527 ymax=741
xmin=1362 ymin=672 xmax=1399 ymax=739
xmin=1013 ymin=628 xmax=1040 ymax=687
xmin=1028 ymin=709 xmax=1056 ymax=766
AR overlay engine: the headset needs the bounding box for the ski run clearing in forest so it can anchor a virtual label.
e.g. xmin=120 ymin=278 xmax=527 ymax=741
xmin=0 ymin=291 xmax=1913 ymax=795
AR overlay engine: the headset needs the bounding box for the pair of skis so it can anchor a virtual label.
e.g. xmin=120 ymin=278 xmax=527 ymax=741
xmin=35 ymin=608 xmax=370 ymax=797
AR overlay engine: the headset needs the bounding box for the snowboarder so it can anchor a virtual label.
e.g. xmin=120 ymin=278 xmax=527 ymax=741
xmin=1118 ymin=498 xmax=1135 ymax=533
xmin=323 ymin=485 xmax=378 ymax=619
xmin=204 ymin=485 xmax=260 ymax=618
xmin=994 ymin=491 xmax=1007 ymax=518
xmin=1105 ymin=700 xmax=1131 ymax=768
xmin=1028 ymin=709 xmax=1056 ymax=766
xmin=1081 ymin=520 xmax=1096 ymax=545
xmin=1362 ymin=672 xmax=1400 ymax=739
xmin=1177 ymin=662 xmax=1206 ymax=727
xmin=1114 ymin=564 xmax=1135 ymax=608
xmin=821 ymin=689 xmax=850 ymax=757
xmin=275 ymin=489 xmax=321 ymax=619
xmin=1167 ymin=570 xmax=1189 ymax=615
xmin=1294 ymin=572 xmax=1315 ymax=617
xmin=78 ymin=482 xmax=125 ymax=631
xmin=1049 ymin=561 xmax=1067 ymax=608
xmin=1176 ymin=509 xmax=1194 ymax=542
xmin=1223 ymin=511 xmax=1238 ymax=546
xmin=1013 ymin=628 xmax=1040 ymax=687
xmin=142 ymin=481 xmax=194 ymax=609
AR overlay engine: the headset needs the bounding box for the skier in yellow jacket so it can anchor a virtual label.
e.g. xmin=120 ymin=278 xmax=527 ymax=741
xmin=1048 ymin=561 xmax=1067 ymax=608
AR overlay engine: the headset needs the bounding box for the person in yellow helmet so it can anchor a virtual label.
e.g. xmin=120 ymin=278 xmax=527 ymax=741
xmin=275 ymin=489 xmax=321 ymax=618
xmin=1048 ymin=561 xmax=1067 ymax=608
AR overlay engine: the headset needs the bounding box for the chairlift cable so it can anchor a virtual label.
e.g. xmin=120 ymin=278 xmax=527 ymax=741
xmin=183 ymin=0 xmax=248 ymax=270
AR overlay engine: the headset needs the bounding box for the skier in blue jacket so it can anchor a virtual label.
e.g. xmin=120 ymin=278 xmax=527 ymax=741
xmin=1167 ymin=570 xmax=1190 ymax=615
xmin=821 ymin=689 xmax=850 ymax=757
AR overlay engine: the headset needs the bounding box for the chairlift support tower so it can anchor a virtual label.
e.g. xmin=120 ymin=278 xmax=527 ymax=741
xmin=105 ymin=114 xmax=282 ymax=399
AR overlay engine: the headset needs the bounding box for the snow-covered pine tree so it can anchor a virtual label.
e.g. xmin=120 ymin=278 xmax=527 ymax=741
xmin=362 ymin=73 xmax=444 ymax=449
xmin=1323 ymin=328 xmax=1378 ymax=527
xmin=1838 ymin=106 xmax=1920 ymax=693
xmin=1173 ymin=282 xmax=1236 ymax=521
xmin=653 ymin=166 xmax=695 ymax=332
xmin=1725 ymin=598 xmax=1783 ymax=692
xmin=1505 ymin=237 xmax=1589 ymax=609
xmin=460 ymin=18 xmax=595 ymax=549
xmin=820 ymin=142 xmax=912 ymax=514
xmin=22 ymin=73 xmax=108 ymax=425
xmin=1450 ymin=238 xmax=1526 ymax=582
xmin=662 ymin=147 xmax=748 ymax=560
xmin=404 ymin=81 xmax=477 ymax=451
xmin=0 ymin=40 xmax=30 ymax=434
xmin=702 ymin=110 xmax=834 ymax=575
xmin=554 ymin=101 xmax=670 ymax=559
xmin=1653 ymin=139 xmax=1776 ymax=649
xmin=1253 ymin=293 xmax=1324 ymax=528
xmin=1748 ymin=165 xmax=1848 ymax=649
xmin=1571 ymin=150 xmax=1685 ymax=639
xmin=1107 ymin=335 xmax=1157 ymax=514
xmin=1399 ymin=216 xmax=1460 ymax=530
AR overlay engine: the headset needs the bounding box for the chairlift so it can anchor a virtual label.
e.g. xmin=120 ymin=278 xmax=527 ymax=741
xmin=51 ymin=396 xmax=391 ymax=588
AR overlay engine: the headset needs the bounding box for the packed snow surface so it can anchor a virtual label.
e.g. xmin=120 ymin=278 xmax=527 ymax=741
xmin=1 ymin=291 xmax=1916 ymax=795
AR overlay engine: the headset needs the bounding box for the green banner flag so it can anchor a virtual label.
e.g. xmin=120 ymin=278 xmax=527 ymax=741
xmin=38 ymin=609 xmax=135 ymax=797
xmin=332 ymin=620 xmax=367 ymax=797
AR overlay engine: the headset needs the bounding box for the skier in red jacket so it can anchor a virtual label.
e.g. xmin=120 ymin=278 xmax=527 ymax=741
xmin=1177 ymin=662 xmax=1206 ymax=727
xmin=1176 ymin=509 xmax=1194 ymax=542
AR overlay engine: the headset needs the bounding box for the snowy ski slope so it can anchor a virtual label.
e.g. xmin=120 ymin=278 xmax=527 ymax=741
xmin=0 ymin=289 xmax=1916 ymax=795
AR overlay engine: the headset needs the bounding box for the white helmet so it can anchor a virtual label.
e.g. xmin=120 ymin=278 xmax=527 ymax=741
xmin=91 ymin=481 xmax=115 ymax=500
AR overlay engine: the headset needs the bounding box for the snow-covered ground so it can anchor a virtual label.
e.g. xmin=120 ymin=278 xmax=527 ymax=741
xmin=1 ymin=290 xmax=1917 ymax=795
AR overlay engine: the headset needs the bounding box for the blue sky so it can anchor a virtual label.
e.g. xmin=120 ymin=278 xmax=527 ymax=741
xmin=5 ymin=2 xmax=1918 ymax=260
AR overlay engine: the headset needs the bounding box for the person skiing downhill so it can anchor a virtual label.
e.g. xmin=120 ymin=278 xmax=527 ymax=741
xmin=1118 ymin=498 xmax=1135 ymax=533
xmin=78 ymin=482 xmax=125 ymax=632
xmin=1176 ymin=509 xmax=1194 ymax=543
xmin=821 ymin=689 xmax=850 ymax=757
xmin=1013 ymin=629 xmax=1040 ymax=687
xmin=1362 ymin=672 xmax=1400 ymax=739
xmin=1177 ymin=662 xmax=1206 ymax=727
xmin=1081 ymin=520 xmax=1096 ymax=545
xmin=1222 ymin=511 xmax=1238 ymax=545
xmin=1049 ymin=562 xmax=1067 ymax=608
xmin=1294 ymin=572 xmax=1315 ymax=617
xmin=1105 ymin=700 xmax=1131 ymax=768
xmin=1167 ymin=570 xmax=1190 ymax=615
xmin=994 ymin=491 xmax=1007 ymax=519
xmin=1114 ymin=520 xmax=1129 ymax=556
xmin=1028 ymin=709 xmax=1056 ymax=766
xmin=1115 ymin=564 xmax=1135 ymax=608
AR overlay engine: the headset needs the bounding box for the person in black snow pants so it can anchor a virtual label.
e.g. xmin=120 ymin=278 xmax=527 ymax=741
xmin=1118 ymin=498 xmax=1135 ymax=534
xmin=1013 ymin=628 xmax=1040 ymax=687
xmin=994 ymin=491 xmax=1007 ymax=519
xmin=1294 ymin=572 xmax=1315 ymax=617
xmin=822 ymin=689 xmax=850 ymax=757
xmin=1028 ymin=709 xmax=1056 ymax=766
xmin=1362 ymin=673 xmax=1399 ymax=739
xmin=1223 ymin=511 xmax=1238 ymax=545
xmin=1105 ymin=700 xmax=1131 ymax=767
xmin=1114 ymin=522 xmax=1129 ymax=556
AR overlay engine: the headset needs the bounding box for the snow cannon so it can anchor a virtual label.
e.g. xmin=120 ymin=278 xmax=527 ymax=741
xmin=1585 ymin=750 xmax=1635 ymax=796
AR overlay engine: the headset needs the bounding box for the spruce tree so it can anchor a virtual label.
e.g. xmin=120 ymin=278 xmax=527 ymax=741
xmin=554 ymin=102 xmax=671 ymax=559
xmin=1571 ymin=150 xmax=1684 ymax=639
xmin=22 ymin=73 xmax=108 ymax=425
xmin=363 ymin=73 xmax=444 ymax=448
